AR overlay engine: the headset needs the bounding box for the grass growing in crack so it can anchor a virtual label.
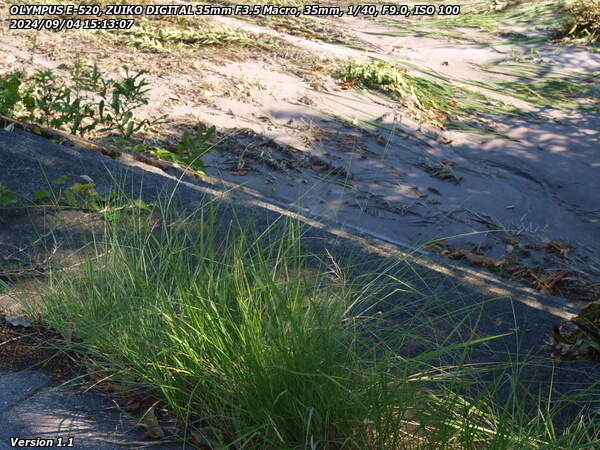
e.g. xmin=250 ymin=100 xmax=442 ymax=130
xmin=24 ymin=196 xmax=600 ymax=448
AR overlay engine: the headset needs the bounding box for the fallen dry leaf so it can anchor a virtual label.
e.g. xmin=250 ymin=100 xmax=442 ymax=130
xmin=124 ymin=400 xmax=141 ymax=411
xmin=537 ymin=270 xmax=570 ymax=295
xmin=543 ymin=241 xmax=571 ymax=258
xmin=464 ymin=252 xmax=501 ymax=268
xmin=441 ymin=247 xmax=504 ymax=268
xmin=376 ymin=135 xmax=387 ymax=146
xmin=550 ymin=303 xmax=600 ymax=361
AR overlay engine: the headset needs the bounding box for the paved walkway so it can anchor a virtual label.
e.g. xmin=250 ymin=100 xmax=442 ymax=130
xmin=0 ymin=370 xmax=181 ymax=449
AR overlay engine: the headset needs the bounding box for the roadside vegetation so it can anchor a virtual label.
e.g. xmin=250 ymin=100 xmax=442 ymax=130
xmin=17 ymin=0 xmax=298 ymax=57
xmin=0 ymin=62 xmax=215 ymax=171
xmin=0 ymin=62 xmax=161 ymax=138
xmin=0 ymin=174 xmax=152 ymax=220
xmin=381 ymin=0 xmax=598 ymax=49
xmin=9 ymin=194 xmax=596 ymax=448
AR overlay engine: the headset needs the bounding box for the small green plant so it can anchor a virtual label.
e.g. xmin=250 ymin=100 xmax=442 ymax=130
xmin=101 ymin=68 xmax=163 ymax=139
xmin=20 ymin=68 xmax=99 ymax=135
xmin=0 ymin=61 xmax=163 ymax=138
xmin=163 ymin=123 xmax=216 ymax=170
xmin=175 ymin=124 xmax=216 ymax=155
xmin=0 ymin=185 xmax=19 ymax=208
xmin=0 ymin=71 xmax=23 ymax=116
xmin=62 ymin=183 xmax=100 ymax=210
xmin=0 ymin=177 xmax=151 ymax=222
xmin=53 ymin=181 xmax=152 ymax=220
xmin=117 ymin=124 xmax=216 ymax=172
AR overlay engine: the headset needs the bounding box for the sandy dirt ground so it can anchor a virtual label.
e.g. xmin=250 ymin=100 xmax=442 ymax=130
xmin=1 ymin=0 xmax=599 ymax=302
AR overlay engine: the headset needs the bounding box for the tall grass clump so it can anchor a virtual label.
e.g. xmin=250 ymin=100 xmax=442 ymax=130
xmin=557 ymin=0 xmax=600 ymax=44
xmin=31 ymin=197 xmax=600 ymax=448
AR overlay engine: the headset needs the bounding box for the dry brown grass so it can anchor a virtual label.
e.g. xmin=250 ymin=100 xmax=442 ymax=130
xmin=557 ymin=0 xmax=600 ymax=43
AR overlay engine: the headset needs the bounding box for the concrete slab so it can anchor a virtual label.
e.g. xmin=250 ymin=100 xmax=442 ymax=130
xmin=1 ymin=384 xmax=180 ymax=449
xmin=0 ymin=370 xmax=51 ymax=410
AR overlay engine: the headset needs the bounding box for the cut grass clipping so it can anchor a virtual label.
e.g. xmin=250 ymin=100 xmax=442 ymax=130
xmin=30 ymin=198 xmax=599 ymax=448
xmin=335 ymin=58 xmax=457 ymax=126
xmin=557 ymin=0 xmax=600 ymax=44
xmin=334 ymin=59 xmax=520 ymax=128
xmin=384 ymin=1 xmax=566 ymax=45
xmin=89 ymin=18 xmax=282 ymax=54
